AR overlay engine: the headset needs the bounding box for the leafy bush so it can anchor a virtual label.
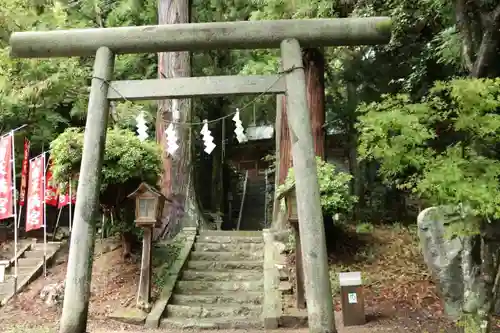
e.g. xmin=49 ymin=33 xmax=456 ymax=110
xmin=357 ymin=78 xmax=500 ymax=219
xmin=50 ymin=127 xmax=163 ymax=238
xmin=50 ymin=127 xmax=162 ymax=195
xmin=277 ymin=157 xmax=357 ymax=217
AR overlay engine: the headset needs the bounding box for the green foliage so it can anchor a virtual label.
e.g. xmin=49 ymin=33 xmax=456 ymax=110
xmin=277 ymin=157 xmax=357 ymax=217
xmin=50 ymin=127 xmax=162 ymax=197
xmin=152 ymin=239 xmax=183 ymax=289
xmin=0 ymin=0 xmax=158 ymax=158
xmin=355 ymin=222 xmax=374 ymax=234
xmin=358 ymin=78 xmax=500 ymax=219
xmin=0 ymin=0 xmax=89 ymax=150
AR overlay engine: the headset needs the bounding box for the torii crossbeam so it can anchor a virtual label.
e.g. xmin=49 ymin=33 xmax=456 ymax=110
xmin=10 ymin=17 xmax=391 ymax=333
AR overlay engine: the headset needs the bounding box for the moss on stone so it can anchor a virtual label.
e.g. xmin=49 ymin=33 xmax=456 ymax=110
xmin=375 ymin=19 xmax=392 ymax=35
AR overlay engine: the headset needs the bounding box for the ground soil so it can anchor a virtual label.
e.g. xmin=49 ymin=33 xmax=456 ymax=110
xmin=0 ymin=225 xmax=498 ymax=332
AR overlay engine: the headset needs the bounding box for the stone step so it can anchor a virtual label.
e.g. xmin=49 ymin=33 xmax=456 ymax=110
xmin=196 ymin=235 xmax=263 ymax=244
xmin=6 ymin=266 xmax=35 ymax=275
xmin=175 ymin=280 xmax=263 ymax=293
xmin=160 ymin=316 xmax=262 ymax=330
xmin=194 ymin=242 xmax=264 ymax=253
xmin=22 ymin=250 xmax=46 ymax=259
xmin=246 ymin=189 xmax=266 ymax=194
xmin=199 ymin=230 xmax=262 ymax=237
xmin=0 ymin=274 xmax=30 ymax=294
xmin=17 ymin=257 xmax=43 ymax=267
xmin=245 ymin=186 xmax=266 ymax=195
xmin=186 ymin=260 xmax=263 ymax=271
xmin=31 ymin=247 xmax=59 ymax=255
xmin=181 ymin=270 xmax=262 ymax=281
xmin=170 ymin=292 xmax=263 ymax=305
xmin=190 ymin=251 xmax=263 ymax=262
xmin=166 ymin=304 xmax=261 ymax=318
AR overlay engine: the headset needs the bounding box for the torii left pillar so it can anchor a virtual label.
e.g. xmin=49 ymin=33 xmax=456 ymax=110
xmin=59 ymin=46 xmax=115 ymax=332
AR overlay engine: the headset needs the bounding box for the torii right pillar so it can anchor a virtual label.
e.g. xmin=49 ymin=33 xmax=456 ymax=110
xmin=280 ymin=38 xmax=334 ymax=333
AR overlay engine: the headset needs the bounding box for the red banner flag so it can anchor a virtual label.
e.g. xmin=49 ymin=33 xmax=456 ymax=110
xmin=19 ymin=138 xmax=30 ymax=206
xmin=0 ymin=134 xmax=13 ymax=220
xmin=57 ymin=182 xmax=70 ymax=209
xmin=26 ymin=155 xmax=45 ymax=231
xmin=45 ymin=159 xmax=58 ymax=207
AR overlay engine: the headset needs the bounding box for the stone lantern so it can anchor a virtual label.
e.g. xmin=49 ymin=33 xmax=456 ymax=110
xmin=128 ymin=182 xmax=169 ymax=311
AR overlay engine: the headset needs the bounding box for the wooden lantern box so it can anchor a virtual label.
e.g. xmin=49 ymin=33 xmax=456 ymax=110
xmin=127 ymin=182 xmax=169 ymax=228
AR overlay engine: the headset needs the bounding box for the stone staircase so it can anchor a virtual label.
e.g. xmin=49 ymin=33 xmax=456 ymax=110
xmin=0 ymin=240 xmax=61 ymax=306
xmin=239 ymin=175 xmax=267 ymax=231
xmin=160 ymin=230 xmax=264 ymax=329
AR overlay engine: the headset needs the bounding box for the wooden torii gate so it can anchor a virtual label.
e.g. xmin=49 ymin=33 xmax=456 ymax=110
xmin=9 ymin=17 xmax=391 ymax=333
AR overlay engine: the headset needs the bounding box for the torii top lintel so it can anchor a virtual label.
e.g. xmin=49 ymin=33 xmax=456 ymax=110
xmin=9 ymin=17 xmax=391 ymax=59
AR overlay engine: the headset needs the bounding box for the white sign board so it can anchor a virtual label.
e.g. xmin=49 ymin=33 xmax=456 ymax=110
xmin=348 ymin=292 xmax=357 ymax=304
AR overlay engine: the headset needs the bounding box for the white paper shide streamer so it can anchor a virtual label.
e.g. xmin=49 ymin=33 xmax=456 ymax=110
xmin=200 ymin=119 xmax=216 ymax=154
xmin=135 ymin=111 xmax=149 ymax=141
xmin=232 ymin=108 xmax=248 ymax=143
xmin=165 ymin=123 xmax=179 ymax=155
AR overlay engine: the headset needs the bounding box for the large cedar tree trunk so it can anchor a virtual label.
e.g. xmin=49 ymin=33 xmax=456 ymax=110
xmin=278 ymin=48 xmax=326 ymax=185
xmin=156 ymin=0 xmax=202 ymax=239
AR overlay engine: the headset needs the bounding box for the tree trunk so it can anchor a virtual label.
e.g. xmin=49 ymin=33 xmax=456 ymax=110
xmin=455 ymin=0 xmax=500 ymax=78
xmin=156 ymin=0 xmax=202 ymax=238
xmin=121 ymin=232 xmax=133 ymax=260
xmin=279 ymin=49 xmax=326 ymax=182
xmin=278 ymin=96 xmax=293 ymax=185
xmin=272 ymin=90 xmax=285 ymax=230
xmin=303 ymin=48 xmax=326 ymax=159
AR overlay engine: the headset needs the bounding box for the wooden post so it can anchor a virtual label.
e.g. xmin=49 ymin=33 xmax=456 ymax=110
xmin=292 ymin=222 xmax=306 ymax=309
xmin=137 ymin=227 xmax=153 ymax=309
xmin=280 ymin=38 xmax=335 ymax=333
xmin=59 ymin=47 xmax=114 ymax=333
xmin=272 ymin=75 xmax=284 ymax=231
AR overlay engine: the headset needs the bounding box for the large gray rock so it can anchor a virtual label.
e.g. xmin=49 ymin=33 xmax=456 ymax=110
xmin=417 ymin=206 xmax=482 ymax=319
xmin=40 ymin=281 xmax=65 ymax=307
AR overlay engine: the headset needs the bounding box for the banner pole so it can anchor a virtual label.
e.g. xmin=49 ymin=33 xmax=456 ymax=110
xmin=17 ymin=138 xmax=29 ymax=229
xmin=42 ymin=152 xmax=47 ymax=277
xmin=10 ymin=131 xmax=18 ymax=295
xmin=17 ymin=209 xmax=22 ymax=229
xmin=52 ymin=207 xmax=63 ymax=241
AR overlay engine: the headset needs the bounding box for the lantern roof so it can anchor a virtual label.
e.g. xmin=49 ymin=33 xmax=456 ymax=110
xmin=127 ymin=182 xmax=170 ymax=201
